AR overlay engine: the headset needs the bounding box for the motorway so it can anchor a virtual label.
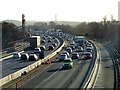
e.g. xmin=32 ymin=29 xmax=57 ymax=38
xmin=2 ymin=33 xmax=97 ymax=89
xmin=1 ymin=36 xmax=61 ymax=77
xmin=19 ymin=59 xmax=91 ymax=88
xmin=17 ymin=42 xmax=96 ymax=88
xmin=18 ymin=41 xmax=117 ymax=89
xmin=1 ymin=31 xmax=118 ymax=89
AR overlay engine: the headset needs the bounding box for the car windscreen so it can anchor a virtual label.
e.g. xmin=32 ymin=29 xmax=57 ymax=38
xmin=60 ymin=55 xmax=66 ymax=57
xmin=85 ymin=53 xmax=91 ymax=55
xmin=64 ymin=60 xmax=71 ymax=62
xmin=72 ymin=54 xmax=77 ymax=56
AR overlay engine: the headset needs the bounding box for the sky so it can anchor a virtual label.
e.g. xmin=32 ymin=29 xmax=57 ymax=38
xmin=0 ymin=0 xmax=119 ymax=22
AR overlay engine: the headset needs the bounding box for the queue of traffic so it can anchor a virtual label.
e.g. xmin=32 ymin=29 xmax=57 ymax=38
xmin=12 ymin=29 xmax=94 ymax=70
xmin=12 ymin=34 xmax=59 ymax=61
xmin=57 ymin=33 xmax=94 ymax=69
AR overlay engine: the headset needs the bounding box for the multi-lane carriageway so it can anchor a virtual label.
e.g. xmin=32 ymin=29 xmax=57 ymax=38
xmin=1 ymin=34 xmax=120 ymax=89
xmin=1 ymin=36 xmax=61 ymax=77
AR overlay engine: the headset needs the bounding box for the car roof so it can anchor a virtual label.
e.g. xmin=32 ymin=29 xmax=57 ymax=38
xmin=13 ymin=52 xmax=20 ymax=54
xmin=29 ymin=54 xmax=36 ymax=56
xmin=60 ymin=54 xmax=67 ymax=56
xmin=64 ymin=58 xmax=72 ymax=61
xmin=66 ymin=47 xmax=72 ymax=49
xmin=63 ymin=51 xmax=69 ymax=53
xmin=21 ymin=53 xmax=28 ymax=55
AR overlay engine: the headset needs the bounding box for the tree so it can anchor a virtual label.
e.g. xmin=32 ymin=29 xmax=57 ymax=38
xmin=2 ymin=22 xmax=25 ymax=48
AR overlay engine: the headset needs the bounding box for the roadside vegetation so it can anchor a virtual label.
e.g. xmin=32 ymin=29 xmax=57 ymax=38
xmin=2 ymin=22 xmax=28 ymax=49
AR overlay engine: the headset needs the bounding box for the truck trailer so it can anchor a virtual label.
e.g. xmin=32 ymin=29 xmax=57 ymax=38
xmin=30 ymin=36 xmax=41 ymax=48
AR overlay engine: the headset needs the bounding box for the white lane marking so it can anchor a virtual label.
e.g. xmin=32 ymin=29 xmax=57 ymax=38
xmin=93 ymin=47 xmax=102 ymax=88
xmin=0 ymin=55 xmax=13 ymax=61
xmin=35 ymin=66 xmax=62 ymax=88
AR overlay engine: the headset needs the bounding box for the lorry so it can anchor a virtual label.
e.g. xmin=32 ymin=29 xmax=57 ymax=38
xmin=75 ymin=36 xmax=85 ymax=46
xmin=30 ymin=36 xmax=41 ymax=48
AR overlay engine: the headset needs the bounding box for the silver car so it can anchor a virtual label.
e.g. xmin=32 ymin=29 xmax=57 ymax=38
xmin=59 ymin=54 xmax=68 ymax=61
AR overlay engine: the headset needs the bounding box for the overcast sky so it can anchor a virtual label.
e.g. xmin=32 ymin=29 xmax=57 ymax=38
xmin=0 ymin=0 xmax=119 ymax=22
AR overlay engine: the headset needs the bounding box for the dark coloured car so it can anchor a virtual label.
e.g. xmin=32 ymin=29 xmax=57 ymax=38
xmin=62 ymin=51 xmax=70 ymax=57
xmin=41 ymin=40 xmax=46 ymax=43
xmin=59 ymin=54 xmax=68 ymax=61
xmin=29 ymin=54 xmax=39 ymax=61
xmin=65 ymin=47 xmax=72 ymax=54
xmin=68 ymin=45 xmax=75 ymax=50
xmin=76 ymin=46 xmax=84 ymax=52
xmin=48 ymin=45 xmax=55 ymax=50
xmin=21 ymin=53 xmax=29 ymax=60
xmin=86 ymin=47 xmax=92 ymax=52
xmin=52 ymin=43 xmax=57 ymax=47
xmin=40 ymin=46 xmax=46 ymax=51
xmin=71 ymin=53 xmax=79 ymax=59
xmin=13 ymin=52 xmax=21 ymax=59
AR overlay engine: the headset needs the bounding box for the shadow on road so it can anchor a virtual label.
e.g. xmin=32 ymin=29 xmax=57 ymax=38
xmin=51 ymin=60 xmax=60 ymax=63
xmin=47 ymin=68 xmax=60 ymax=72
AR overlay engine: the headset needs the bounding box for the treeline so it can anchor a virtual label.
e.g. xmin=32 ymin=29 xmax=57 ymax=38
xmin=2 ymin=22 xmax=27 ymax=49
xmin=2 ymin=16 xmax=120 ymax=53
xmin=56 ymin=20 xmax=119 ymax=52
xmin=27 ymin=16 xmax=119 ymax=52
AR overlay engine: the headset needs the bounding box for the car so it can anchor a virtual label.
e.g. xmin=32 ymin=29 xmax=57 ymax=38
xmin=71 ymin=53 xmax=79 ymax=59
xmin=41 ymin=40 xmax=46 ymax=43
xmin=21 ymin=53 xmax=29 ymax=60
xmin=59 ymin=54 xmax=68 ymax=61
xmin=62 ymin=51 xmax=70 ymax=57
xmin=76 ymin=46 xmax=84 ymax=52
xmin=40 ymin=46 xmax=46 ymax=51
xmin=87 ymin=42 xmax=92 ymax=45
xmin=86 ymin=47 xmax=93 ymax=52
xmin=54 ymin=39 xmax=58 ymax=43
xmin=13 ymin=52 xmax=21 ymax=59
xmin=48 ymin=45 xmax=55 ymax=50
xmin=62 ymin=58 xmax=73 ymax=69
xmin=34 ymin=48 xmax=41 ymax=52
xmin=87 ymin=44 xmax=93 ymax=49
xmin=48 ymin=39 xmax=52 ymax=43
xmin=68 ymin=45 xmax=75 ymax=50
xmin=47 ymin=36 xmax=52 ymax=39
xmin=29 ymin=54 xmax=39 ymax=61
xmin=52 ymin=43 xmax=57 ymax=47
xmin=52 ymin=37 xmax=55 ymax=39
xmin=65 ymin=47 xmax=72 ymax=54
xmin=70 ymin=41 xmax=75 ymax=45
xmin=84 ymin=52 xmax=92 ymax=59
